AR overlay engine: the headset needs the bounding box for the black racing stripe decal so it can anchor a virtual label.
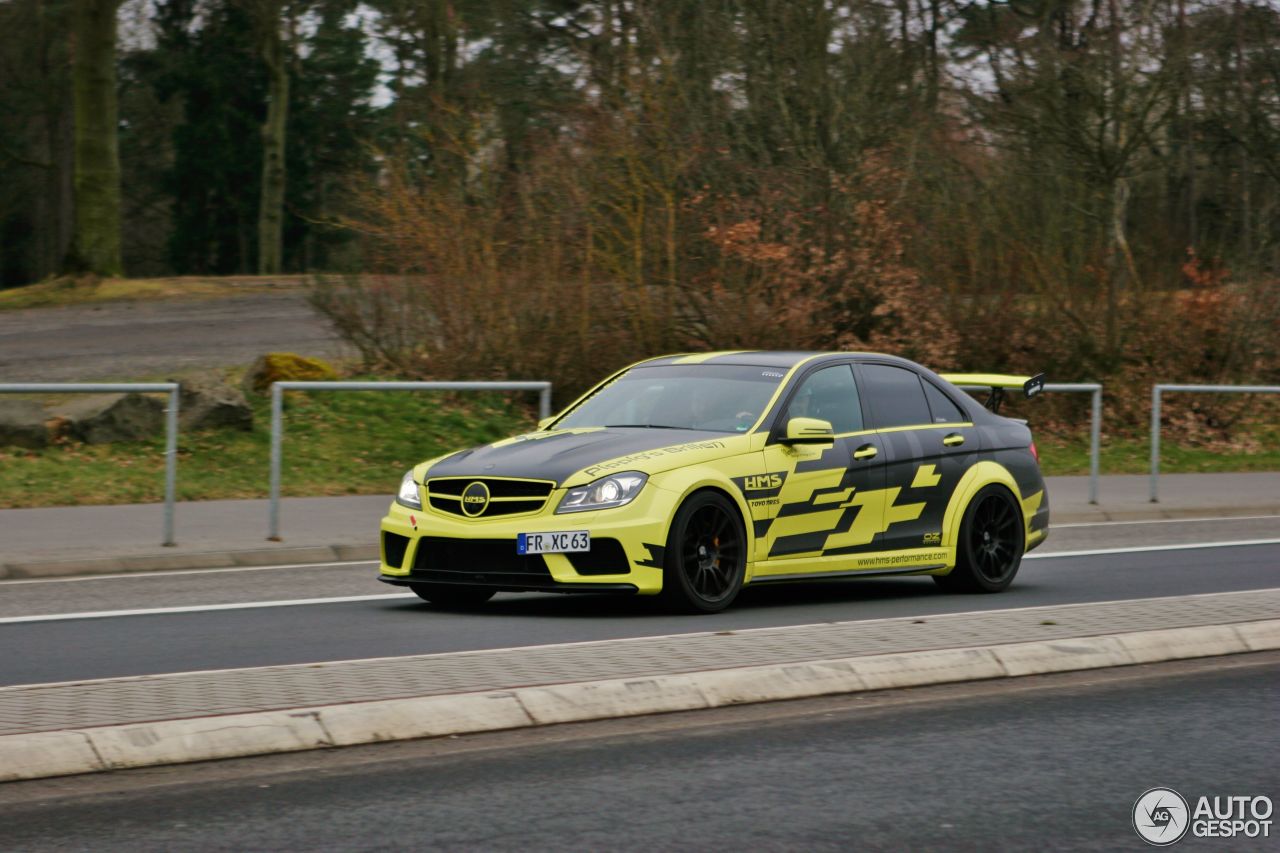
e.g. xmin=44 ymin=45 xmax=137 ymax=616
xmin=635 ymin=543 xmax=665 ymax=569
xmin=768 ymin=503 xmax=872 ymax=558
xmin=770 ymin=529 xmax=829 ymax=557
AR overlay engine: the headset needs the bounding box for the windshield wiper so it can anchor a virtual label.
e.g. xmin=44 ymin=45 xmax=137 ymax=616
xmin=602 ymin=424 xmax=690 ymax=430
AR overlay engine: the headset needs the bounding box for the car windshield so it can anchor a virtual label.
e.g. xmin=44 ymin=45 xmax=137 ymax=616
xmin=555 ymin=364 xmax=787 ymax=433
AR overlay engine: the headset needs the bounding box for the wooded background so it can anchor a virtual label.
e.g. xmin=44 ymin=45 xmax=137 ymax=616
xmin=1 ymin=0 xmax=1278 ymax=421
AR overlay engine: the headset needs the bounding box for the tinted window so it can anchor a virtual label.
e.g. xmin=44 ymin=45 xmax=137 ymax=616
xmin=861 ymin=364 xmax=933 ymax=429
xmin=784 ymin=365 xmax=863 ymax=434
xmin=922 ymin=380 xmax=967 ymax=424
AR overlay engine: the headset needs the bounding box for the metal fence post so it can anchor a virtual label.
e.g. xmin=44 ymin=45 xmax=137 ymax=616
xmin=1089 ymin=387 xmax=1101 ymax=505
xmin=1148 ymin=383 xmax=1280 ymax=503
xmin=265 ymin=380 xmax=553 ymax=541
xmin=164 ymin=387 xmax=179 ymax=545
xmin=1150 ymin=385 xmax=1162 ymax=503
xmin=268 ymin=383 xmax=284 ymax=541
xmin=0 ymin=382 xmax=181 ymax=545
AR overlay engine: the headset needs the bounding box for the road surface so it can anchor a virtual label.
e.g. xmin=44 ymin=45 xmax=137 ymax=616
xmin=0 ymin=292 xmax=346 ymax=381
xmin=0 ymin=517 xmax=1275 ymax=686
xmin=1 ymin=655 xmax=1275 ymax=851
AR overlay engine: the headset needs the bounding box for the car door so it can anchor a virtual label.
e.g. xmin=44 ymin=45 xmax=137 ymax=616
xmin=753 ymin=363 xmax=888 ymax=571
xmin=855 ymin=362 xmax=979 ymax=553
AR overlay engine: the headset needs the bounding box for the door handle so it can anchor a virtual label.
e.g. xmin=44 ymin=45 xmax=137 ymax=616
xmin=943 ymin=433 xmax=965 ymax=447
xmin=852 ymin=444 xmax=878 ymax=460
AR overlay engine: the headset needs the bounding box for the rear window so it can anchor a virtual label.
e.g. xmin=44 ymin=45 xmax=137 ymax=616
xmin=922 ymin=380 xmax=967 ymax=424
xmin=861 ymin=364 xmax=933 ymax=429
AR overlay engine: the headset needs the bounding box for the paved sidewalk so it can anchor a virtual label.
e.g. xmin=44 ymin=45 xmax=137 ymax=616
xmin=1 ymin=473 xmax=1277 ymax=577
xmin=4 ymin=588 xmax=1277 ymax=736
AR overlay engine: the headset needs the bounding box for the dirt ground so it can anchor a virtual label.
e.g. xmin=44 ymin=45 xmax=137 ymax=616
xmin=0 ymin=292 xmax=349 ymax=382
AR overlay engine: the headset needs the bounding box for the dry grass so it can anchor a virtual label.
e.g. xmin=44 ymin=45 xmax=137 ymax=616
xmin=0 ymin=275 xmax=311 ymax=311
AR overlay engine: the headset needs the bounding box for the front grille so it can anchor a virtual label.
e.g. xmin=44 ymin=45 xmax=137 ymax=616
xmin=412 ymin=537 xmax=554 ymax=587
xmin=426 ymin=477 xmax=555 ymax=519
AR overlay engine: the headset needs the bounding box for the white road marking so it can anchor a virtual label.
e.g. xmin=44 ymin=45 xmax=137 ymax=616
xmin=2 ymin=540 xmax=1276 ymax=626
xmin=0 ymin=560 xmax=377 ymax=586
xmin=1051 ymin=514 xmax=1280 ymax=529
xmin=0 ymin=593 xmax=409 ymax=625
xmin=1026 ymin=538 xmax=1280 ymax=559
xmin=3 ymin=586 xmax=1277 ymax=693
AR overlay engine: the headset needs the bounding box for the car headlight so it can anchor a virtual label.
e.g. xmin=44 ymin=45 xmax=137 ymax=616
xmin=396 ymin=471 xmax=422 ymax=510
xmin=556 ymin=472 xmax=648 ymax=513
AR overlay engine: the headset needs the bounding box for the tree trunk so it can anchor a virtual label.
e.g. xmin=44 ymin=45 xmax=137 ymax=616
xmin=69 ymin=0 xmax=123 ymax=276
xmin=257 ymin=11 xmax=288 ymax=275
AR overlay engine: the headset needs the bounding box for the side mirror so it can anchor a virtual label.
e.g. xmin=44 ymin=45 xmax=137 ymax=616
xmin=537 ymin=417 xmax=555 ymax=430
xmin=780 ymin=417 xmax=835 ymax=445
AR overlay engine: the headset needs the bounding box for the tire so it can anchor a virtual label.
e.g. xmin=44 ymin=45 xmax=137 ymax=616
xmin=660 ymin=491 xmax=747 ymax=614
xmin=933 ymin=484 xmax=1025 ymax=593
xmin=408 ymin=583 xmax=496 ymax=608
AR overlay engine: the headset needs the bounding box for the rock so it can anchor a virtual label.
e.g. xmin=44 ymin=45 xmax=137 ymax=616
xmin=175 ymin=371 xmax=253 ymax=432
xmin=56 ymin=393 xmax=165 ymax=444
xmin=0 ymin=399 xmax=49 ymax=448
xmin=242 ymin=353 xmax=338 ymax=396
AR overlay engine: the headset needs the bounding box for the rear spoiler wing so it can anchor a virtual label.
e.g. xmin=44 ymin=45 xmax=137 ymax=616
xmin=939 ymin=372 xmax=1046 ymax=414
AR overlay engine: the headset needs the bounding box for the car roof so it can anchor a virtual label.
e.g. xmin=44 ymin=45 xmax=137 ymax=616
xmin=635 ymin=351 xmax=918 ymax=370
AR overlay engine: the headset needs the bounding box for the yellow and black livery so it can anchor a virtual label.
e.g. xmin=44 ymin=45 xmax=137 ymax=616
xmin=379 ymin=351 xmax=1049 ymax=612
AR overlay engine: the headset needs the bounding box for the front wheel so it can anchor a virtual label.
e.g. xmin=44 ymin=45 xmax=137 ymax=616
xmin=408 ymin=583 xmax=496 ymax=608
xmin=660 ymin=492 xmax=747 ymax=614
xmin=933 ymin=484 xmax=1024 ymax=594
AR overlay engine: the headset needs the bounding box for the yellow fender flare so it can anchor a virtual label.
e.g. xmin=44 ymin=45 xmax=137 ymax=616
xmin=941 ymin=461 xmax=1025 ymax=556
xmin=650 ymin=468 xmax=759 ymax=579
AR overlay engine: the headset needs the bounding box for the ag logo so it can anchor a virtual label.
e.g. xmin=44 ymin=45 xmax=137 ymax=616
xmin=1134 ymin=787 xmax=1190 ymax=846
xmin=461 ymin=481 xmax=490 ymax=517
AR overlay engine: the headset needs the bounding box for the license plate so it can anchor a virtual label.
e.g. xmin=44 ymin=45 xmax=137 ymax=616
xmin=517 ymin=531 xmax=590 ymax=555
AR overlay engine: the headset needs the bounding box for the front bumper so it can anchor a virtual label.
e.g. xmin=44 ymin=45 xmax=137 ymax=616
xmin=378 ymin=486 xmax=675 ymax=595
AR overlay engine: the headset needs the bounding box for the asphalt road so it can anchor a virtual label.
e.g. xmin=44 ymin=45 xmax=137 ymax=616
xmin=0 ymin=292 xmax=346 ymax=381
xmin=0 ymin=518 xmax=1276 ymax=686
xmin=2 ymin=655 xmax=1275 ymax=851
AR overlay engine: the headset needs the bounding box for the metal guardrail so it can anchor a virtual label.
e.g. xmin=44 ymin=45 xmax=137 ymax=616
xmin=959 ymin=382 xmax=1103 ymax=504
xmin=1149 ymin=383 xmax=1280 ymax=502
xmin=267 ymin=380 xmax=554 ymax=540
xmin=0 ymin=382 xmax=180 ymax=545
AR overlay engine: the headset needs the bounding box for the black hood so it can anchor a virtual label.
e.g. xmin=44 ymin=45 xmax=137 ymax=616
xmin=423 ymin=428 xmax=733 ymax=486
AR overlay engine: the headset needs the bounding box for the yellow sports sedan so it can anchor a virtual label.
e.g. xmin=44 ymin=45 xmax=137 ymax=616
xmin=379 ymin=352 xmax=1049 ymax=613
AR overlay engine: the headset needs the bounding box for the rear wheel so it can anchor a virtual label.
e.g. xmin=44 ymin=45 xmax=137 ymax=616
xmin=934 ymin=484 xmax=1024 ymax=593
xmin=660 ymin=491 xmax=747 ymax=614
xmin=408 ymin=583 xmax=496 ymax=608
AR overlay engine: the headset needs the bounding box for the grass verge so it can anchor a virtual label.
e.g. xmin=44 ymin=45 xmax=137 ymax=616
xmin=0 ymin=275 xmax=308 ymax=310
xmin=0 ymin=397 xmax=1274 ymax=508
xmin=1036 ymin=425 xmax=1280 ymax=476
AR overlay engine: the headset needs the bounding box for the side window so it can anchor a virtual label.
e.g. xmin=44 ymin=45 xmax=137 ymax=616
xmin=784 ymin=365 xmax=863 ymax=434
xmin=860 ymin=364 xmax=933 ymax=429
xmin=922 ymin=380 xmax=967 ymax=424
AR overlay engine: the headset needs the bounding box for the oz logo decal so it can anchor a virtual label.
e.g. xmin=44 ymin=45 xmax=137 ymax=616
xmin=1133 ymin=787 xmax=1190 ymax=846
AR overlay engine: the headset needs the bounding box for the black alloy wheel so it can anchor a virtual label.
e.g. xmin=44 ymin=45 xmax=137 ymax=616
xmin=934 ymin=484 xmax=1024 ymax=593
xmin=661 ymin=491 xmax=747 ymax=613
xmin=408 ymin=583 xmax=496 ymax=608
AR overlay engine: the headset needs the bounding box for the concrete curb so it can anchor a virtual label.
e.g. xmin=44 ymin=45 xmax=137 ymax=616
xmin=3 ymin=619 xmax=1276 ymax=783
xmin=5 ymin=503 xmax=1278 ymax=579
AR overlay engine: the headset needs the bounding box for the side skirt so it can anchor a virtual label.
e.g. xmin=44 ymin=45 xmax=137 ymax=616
xmin=747 ymin=564 xmax=947 ymax=584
